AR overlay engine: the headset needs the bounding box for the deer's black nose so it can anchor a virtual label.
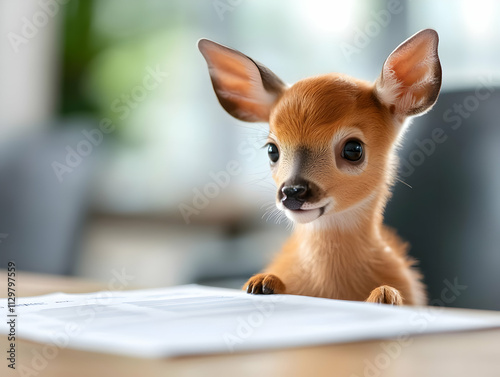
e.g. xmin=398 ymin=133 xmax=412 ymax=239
xmin=281 ymin=184 xmax=308 ymax=210
xmin=282 ymin=185 xmax=307 ymax=199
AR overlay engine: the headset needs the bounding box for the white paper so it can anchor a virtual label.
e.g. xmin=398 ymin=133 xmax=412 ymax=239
xmin=1 ymin=284 xmax=499 ymax=358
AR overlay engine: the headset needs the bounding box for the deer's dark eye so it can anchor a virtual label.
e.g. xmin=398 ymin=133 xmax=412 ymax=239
xmin=267 ymin=143 xmax=279 ymax=163
xmin=342 ymin=140 xmax=363 ymax=162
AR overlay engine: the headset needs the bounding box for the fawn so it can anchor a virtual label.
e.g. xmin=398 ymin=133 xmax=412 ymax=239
xmin=198 ymin=29 xmax=441 ymax=305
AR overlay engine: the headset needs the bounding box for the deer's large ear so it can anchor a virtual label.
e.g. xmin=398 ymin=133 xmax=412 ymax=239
xmin=375 ymin=29 xmax=442 ymax=118
xmin=198 ymin=39 xmax=286 ymax=122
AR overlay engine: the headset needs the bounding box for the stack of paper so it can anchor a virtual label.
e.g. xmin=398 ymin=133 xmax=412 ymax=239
xmin=1 ymin=284 xmax=499 ymax=358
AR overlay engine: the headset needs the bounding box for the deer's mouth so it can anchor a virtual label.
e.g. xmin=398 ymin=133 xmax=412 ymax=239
xmin=277 ymin=198 xmax=332 ymax=224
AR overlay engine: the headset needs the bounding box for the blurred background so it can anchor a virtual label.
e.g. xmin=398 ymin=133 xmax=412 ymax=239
xmin=0 ymin=0 xmax=499 ymax=310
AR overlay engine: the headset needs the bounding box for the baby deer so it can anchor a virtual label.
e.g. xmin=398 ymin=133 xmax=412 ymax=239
xmin=199 ymin=29 xmax=441 ymax=305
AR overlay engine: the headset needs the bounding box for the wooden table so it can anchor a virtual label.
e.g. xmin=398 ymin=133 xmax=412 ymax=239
xmin=1 ymin=271 xmax=500 ymax=377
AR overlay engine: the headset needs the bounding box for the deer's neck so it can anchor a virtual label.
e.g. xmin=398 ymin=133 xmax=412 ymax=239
xmin=294 ymin=191 xmax=387 ymax=262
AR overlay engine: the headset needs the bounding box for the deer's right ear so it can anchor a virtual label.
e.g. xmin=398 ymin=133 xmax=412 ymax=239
xmin=198 ymin=39 xmax=286 ymax=122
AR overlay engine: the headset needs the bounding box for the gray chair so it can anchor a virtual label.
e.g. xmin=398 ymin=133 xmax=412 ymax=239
xmin=0 ymin=119 xmax=97 ymax=275
xmin=385 ymin=89 xmax=500 ymax=310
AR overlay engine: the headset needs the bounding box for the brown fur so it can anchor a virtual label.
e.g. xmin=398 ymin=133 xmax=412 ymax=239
xmin=256 ymin=75 xmax=426 ymax=305
xmin=199 ymin=30 xmax=441 ymax=306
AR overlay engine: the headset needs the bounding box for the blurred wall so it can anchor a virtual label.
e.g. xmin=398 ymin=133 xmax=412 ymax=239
xmin=0 ymin=0 xmax=61 ymax=141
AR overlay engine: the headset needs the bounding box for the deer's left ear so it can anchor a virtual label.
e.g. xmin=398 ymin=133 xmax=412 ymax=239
xmin=375 ymin=29 xmax=442 ymax=118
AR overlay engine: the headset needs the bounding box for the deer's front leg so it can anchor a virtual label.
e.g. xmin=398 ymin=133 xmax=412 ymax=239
xmin=244 ymin=273 xmax=286 ymax=295
xmin=366 ymin=285 xmax=403 ymax=305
